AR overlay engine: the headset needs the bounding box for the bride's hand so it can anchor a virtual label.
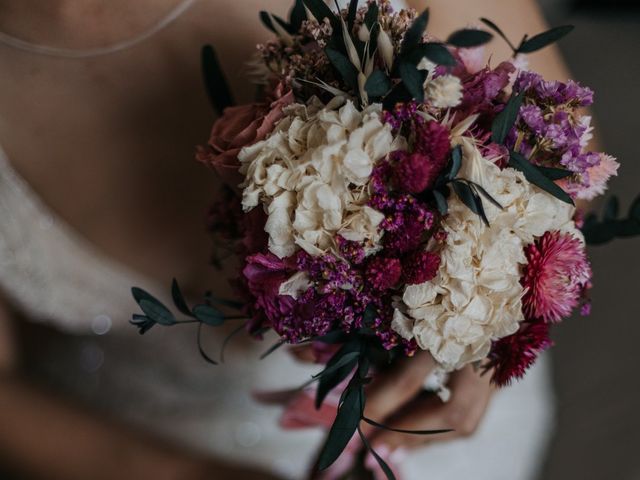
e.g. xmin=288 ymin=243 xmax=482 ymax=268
xmin=290 ymin=346 xmax=494 ymax=452
xmin=361 ymin=352 xmax=494 ymax=452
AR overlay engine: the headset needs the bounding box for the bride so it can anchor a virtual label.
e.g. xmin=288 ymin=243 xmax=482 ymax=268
xmin=0 ymin=0 xmax=574 ymax=478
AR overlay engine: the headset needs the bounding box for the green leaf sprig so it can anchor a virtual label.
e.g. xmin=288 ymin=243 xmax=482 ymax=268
xmin=582 ymin=195 xmax=640 ymax=245
xmin=480 ymin=18 xmax=574 ymax=57
xmin=130 ymin=279 xmax=247 ymax=365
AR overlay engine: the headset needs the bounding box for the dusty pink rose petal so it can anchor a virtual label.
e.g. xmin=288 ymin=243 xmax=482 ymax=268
xmin=196 ymin=89 xmax=294 ymax=192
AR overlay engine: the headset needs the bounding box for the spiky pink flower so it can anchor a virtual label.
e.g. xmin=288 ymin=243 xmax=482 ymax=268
xmin=365 ymin=256 xmax=402 ymax=291
xmin=402 ymin=251 xmax=441 ymax=285
xmin=392 ymin=151 xmax=438 ymax=193
xmin=487 ymin=320 xmax=553 ymax=387
xmin=521 ymin=231 xmax=592 ymax=323
xmin=415 ymin=120 xmax=451 ymax=164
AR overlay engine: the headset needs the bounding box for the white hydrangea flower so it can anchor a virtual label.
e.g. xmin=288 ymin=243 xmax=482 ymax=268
xmin=392 ymin=136 xmax=579 ymax=371
xmin=239 ymin=97 xmax=399 ymax=258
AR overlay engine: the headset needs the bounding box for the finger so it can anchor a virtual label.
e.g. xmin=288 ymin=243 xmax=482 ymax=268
xmin=360 ymin=350 xmax=436 ymax=438
xmin=370 ymin=364 xmax=494 ymax=451
xmin=288 ymin=344 xmax=317 ymax=363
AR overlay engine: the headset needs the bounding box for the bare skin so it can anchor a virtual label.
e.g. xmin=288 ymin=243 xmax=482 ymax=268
xmin=0 ymin=0 xmax=578 ymax=478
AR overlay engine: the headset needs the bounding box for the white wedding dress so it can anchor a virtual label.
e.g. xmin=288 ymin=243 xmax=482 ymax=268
xmin=0 ymin=2 xmax=555 ymax=478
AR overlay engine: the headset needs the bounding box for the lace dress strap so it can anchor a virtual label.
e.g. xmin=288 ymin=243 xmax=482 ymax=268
xmin=0 ymin=146 xmax=161 ymax=333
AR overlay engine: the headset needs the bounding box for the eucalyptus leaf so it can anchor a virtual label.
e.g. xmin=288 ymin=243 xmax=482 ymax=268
xmin=365 ymin=70 xmax=392 ymax=97
xmin=469 ymin=181 xmax=503 ymax=210
xmin=363 ymin=1 xmax=379 ymax=30
xmin=357 ymin=426 xmax=396 ymax=480
xmin=433 ymin=189 xmax=448 ymax=215
xmin=615 ymin=219 xmax=640 ymax=237
xmin=447 ymin=29 xmax=493 ymax=47
xmin=130 ymin=314 xmax=156 ymax=334
xmin=399 ymin=61 xmax=425 ymax=102
xmin=303 ymin=0 xmax=335 ymax=25
xmin=289 ymin=0 xmax=307 ymax=31
xmin=361 ymin=416 xmax=453 ymax=436
xmin=317 ymin=383 xmax=364 ymax=470
xmin=480 ymin=17 xmax=516 ymax=51
xmin=407 ymin=42 xmax=456 ymax=66
xmin=201 ymin=45 xmax=234 ymax=115
xmin=139 ymin=299 xmax=176 ymax=326
xmin=401 ymin=8 xmax=429 ymax=53
xmin=382 ymin=81 xmax=412 ymax=110
xmin=313 ymin=351 xmax=360 ymax=379
xmin=259 ymin=11 xmax=294 ymax=34
xmin=537 ymin=166 xmax=574 ymax=180
xmin=132 ymin=287 xmax=176 ymax=326
xmin=517 ymin=25 xmax=574 ymax=53
xmin=508 ymin=150 xmax=574 ymax=205
xmin=491 ymin=92 xmax=523 ymax=144
xmin=192 ymin=304 xmax=224 ymax=326
xmin=196 ymin=323 xmax=218 ymax=365
xmin=171 ymin=278 xmax=193 ymax=317
xmin=316 ymin=339 xmax=362 ymax=408
xmin=629 ymin=194 xmax=640 ymax=220
xmin=452 ymin=181 xmax=489 ymax=226
xmin=448 ymin=145 xmax=462 ymax=180
xmin=604 ymin=196 xmax=619 ymax=221
xmin=347 ymin=0 xmax=358 ymax=29
xmin=325 ymin=47 xmax=359 ymax=91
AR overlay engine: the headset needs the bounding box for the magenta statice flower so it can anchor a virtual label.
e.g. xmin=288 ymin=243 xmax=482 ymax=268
xmin=521 ymin=231 xmax=592 ymax=323
xmin=487 ymin=320 xmax=553 ymax=387
xmin=365 ymin=256 xmax=402 ymax=291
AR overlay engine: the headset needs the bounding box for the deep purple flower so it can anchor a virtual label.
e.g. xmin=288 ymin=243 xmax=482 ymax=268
xmin=365 ymin=256 xmax=402 ymax=291
xmin=519 ymin=104 xmax=545 ymax=135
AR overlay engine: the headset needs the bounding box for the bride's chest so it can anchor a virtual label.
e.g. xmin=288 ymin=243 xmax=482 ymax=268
xmin=0 ymin=51 xmax=224 ymax=288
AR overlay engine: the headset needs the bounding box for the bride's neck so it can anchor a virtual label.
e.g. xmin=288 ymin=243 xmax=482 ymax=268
xmin=0 ymin=0 xmax=184 ymax=47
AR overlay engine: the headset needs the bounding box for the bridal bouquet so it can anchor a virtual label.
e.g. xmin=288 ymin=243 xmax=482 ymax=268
xmin=131 ymin=0 xmax=637 ymax=477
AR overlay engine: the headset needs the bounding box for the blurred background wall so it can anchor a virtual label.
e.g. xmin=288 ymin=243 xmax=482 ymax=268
xmin=538 ymin=1 xmax=640 ymax=479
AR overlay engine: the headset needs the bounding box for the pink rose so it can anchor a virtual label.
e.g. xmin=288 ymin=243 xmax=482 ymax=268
xmin=196 ymin=87 xmax=294 ymax=192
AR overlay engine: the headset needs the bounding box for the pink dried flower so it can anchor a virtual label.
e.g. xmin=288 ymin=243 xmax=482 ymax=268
xmin=521 ymin=231 xmax=592 ymax=323
xmin=487 ymin=320 xmax=553 ymax=387
xmin=402 ymin=251 xmax=441 ymax=285
xmin=415 ymin=120 xmax=451 ymax=164
xmin=365 ymin=256 xmax=402 ymax=291
xmin=577 ymin=153 xmax=619 ymax=201
xmin=392 ymin=152 xmax=436 ymax=193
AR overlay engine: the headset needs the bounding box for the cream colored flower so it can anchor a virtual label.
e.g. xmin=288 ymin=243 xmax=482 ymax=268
xmin=392 ymin=135 xmax=578 ymax=371
xmin=239 ymin=98 xmax=399 ymax=258
xmin=424 ymin=74 xmax=463 ymax=109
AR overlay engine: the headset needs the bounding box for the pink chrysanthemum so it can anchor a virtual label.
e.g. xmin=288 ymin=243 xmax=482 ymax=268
xmin=521 ymin=231 xmax=592 ymax=323
xmin=402 ymin=251 xmax=441 ymax=285
xmin=365 ymin=256 xmax=402 ymax=291
xmin=487 ymin=321 xmax=553 ymax=387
